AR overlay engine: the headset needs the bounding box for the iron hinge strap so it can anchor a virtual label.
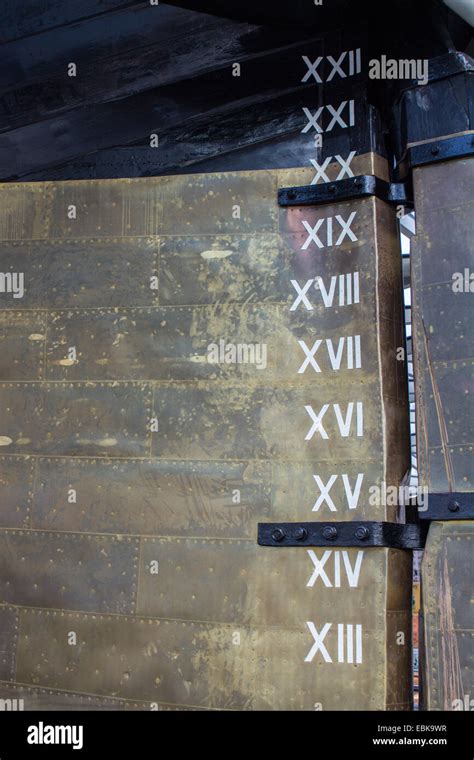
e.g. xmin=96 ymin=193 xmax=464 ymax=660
xmin=418 ymin=491 xmax=474 ymax=521
xmin=278 ymin=175 xmax=412 ymax=208
xmin=258 ymin=521 xmax=428 ymax=549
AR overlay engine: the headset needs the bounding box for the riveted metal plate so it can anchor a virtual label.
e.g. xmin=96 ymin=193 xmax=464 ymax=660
xmin=137 ymin=538 xmax=393 ymax=629
xmin=47 ymin=179 xmax=163 ymax=239
xmin=0 ymin=184 xmax=50 ymax=241
xmin=158 ymin=171 xmax=276 ymax=236
xmin=0 ymin=681 xmax=152 ymax=711
xmin=31 ymin=457 xmax=271 ymax=538
xmin=0 ymin=456 xmax=34 ymax=528
xmin=0 ymin=382 xmax=152 ymax=456
xmin=151 ymin=383 xmax=384 ymax=463
xmin=0 ymin=606 xmax=19 ymax=681
xmin=45 ymin=302 xmax=381 ymax=383
xmin=0 ymin=238 xmax=159 ymax=310
xmin=158 ymin=234 xmax=286 ymax=306
xmin=0 ymin=313 xmax=46 ymax=381
xmin=411 ymin=158 xmax=474 ymax=492
xmin=16 ymin=608 xmax=258 ymax=709
xmin=1 ymin=165 xmax=411 ymax=710
xmin=422 ymin=522 xmax=474 ymax=710
xmin=0 ymin=530 xmax=140 ymax=614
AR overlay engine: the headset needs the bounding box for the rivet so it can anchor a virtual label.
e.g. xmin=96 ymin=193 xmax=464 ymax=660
xmin=355 ymin=526 xmax=370 ymax=541
xmin=322 ymin=526 xmax=338 ymax=541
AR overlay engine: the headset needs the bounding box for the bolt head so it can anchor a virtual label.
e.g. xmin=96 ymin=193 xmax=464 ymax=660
xmin=294 ymin=527 xmax=307 ymax=541
xmin=322 ymin=526 xmax=338 ymax=541
xmin=448 ymin=500 xmax=460 ymax=513
xmin=271 ymin=528 xmax=285 ymax=542
xmin=355 ymin=526 xmax=370 ymax=541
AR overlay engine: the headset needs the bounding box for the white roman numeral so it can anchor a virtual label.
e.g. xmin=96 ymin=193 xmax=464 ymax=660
xmin=305 ymin=403 xmax=364 ymax=439
xmin=298 ymin=336 xmax=362 ymax=373
xmin=304 ymin=622 xmax=332 ymax=663
xmin=302 ymin=100 xmax=355 ymax=133
xmin=301 ymin=50 xmax=361 ymax=83
xmin=305 ymin=622 xmax=363 ymax=663
xmin=306 ymin=550 xmax=364 ymax=588
xmin=291 ymin=273 xmax=360 ymax=311
xmin=311 ymin=151 xmax=357 ymax=184
xmin=312 ymin=473 xmax=364 ymax=512
xmin=301 ymin=213 xmax=357 ymax=249
xmin=337 ymin=623 xmax=363 ymax=663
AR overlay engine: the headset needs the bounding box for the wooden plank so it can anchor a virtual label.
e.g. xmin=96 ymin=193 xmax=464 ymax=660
xmin=0 ymin=1 xmax=141 ymax=44
xmin=0 ymin=75 xmax=373 ymax=180
xmin=0 ymin=530 xmax=140 ymax=614
xmin=15 ymin=100 xmax=385 ymax=181
xmin=1 ymin=10 xmax=324 ymax=129
xmin=0 ymin=5 xmax=230 ymax=91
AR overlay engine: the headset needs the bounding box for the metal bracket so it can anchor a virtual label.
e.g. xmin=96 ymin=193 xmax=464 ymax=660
xmin=396 ymin=133 xmax=474 ymax=179
xmin=418 ymin=492 xmax=474 ymax=521
xmin=278 ymin=175 xmax=412 ymax=208
xmin=258 ymin=521 xmax=428 ymax=549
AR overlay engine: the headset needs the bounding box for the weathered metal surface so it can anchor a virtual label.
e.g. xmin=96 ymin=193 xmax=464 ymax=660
xmin=0 ymin=165 xmax=410 ymax=710
xmin=411 ymin=156 xmax=474 ymax=710
xmin=0 ymin=531 xmax=139 ymax=614
xmin=0 ymin=681 xmax=154 ymax=711
xmin=411 ymin=157 xmax=474 ymax=492
xmin=421 ymin=522 xmax=474 ymax=710
xmin=0 ymin=606 xmax=19 ymax=681
xmin=45 ymin=302 xmax=382 ymax=382
xmin=0 ymin=456 xmax=34 ymax=528
xmin=0 ymin=312 xmax=46 ymax=380
xmin=0 ymin=239 xmax=159 ymax=310
xmin=30 ymin=458 xmax=271 ymax=538
xmin=0 ymin=382 xmax=152 ymax=457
